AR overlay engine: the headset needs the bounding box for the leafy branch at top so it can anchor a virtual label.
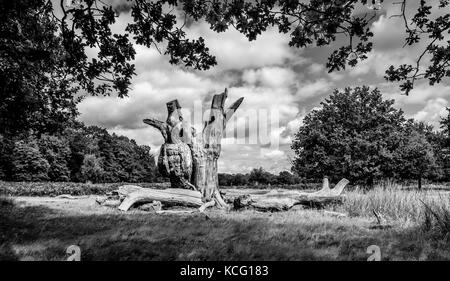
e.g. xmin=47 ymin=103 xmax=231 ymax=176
xmin=385 ymin=0 xmax=450 ymax=94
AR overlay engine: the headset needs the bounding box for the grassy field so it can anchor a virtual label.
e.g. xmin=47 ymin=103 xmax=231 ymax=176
xmin=1 ymin=182 xmax=450 ymax=261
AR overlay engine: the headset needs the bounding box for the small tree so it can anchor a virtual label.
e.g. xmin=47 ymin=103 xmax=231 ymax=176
xmin=11 ymin=139 xmax=50 ymax=181
xmin=81 ymin=154 xmax=104 ymax=183
xmin=277 ymin=171 xmax=301 ymax=185
xmin=66 ymin=125 xmax=98 ymax=182
xmin=395 ymin=127 xmax=437 ymax=189
xmin=39 ymin=135 xmax=71 ymax=182
xmin=439 ymin=108 xmax=450 ymax=181
xmin=249 ymin=167 xmax=275 ymax=185
xmin=134 ymin=145 xmax=157 ymax=183
xmin=234 ymin=173 xmax=249 ymax=186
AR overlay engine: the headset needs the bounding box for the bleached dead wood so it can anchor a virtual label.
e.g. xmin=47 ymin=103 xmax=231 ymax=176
xmin=156 ymin=210 xmax=195 ymax=214
xmin=56 ymin=194 xmax=90 ymax=199
xmin=199 ymin=200 xmax=216 ymax=212
xmin=117 ymin=185 xmax=143 ymax=199
xmin=228 ymin=178 xmax=349 ymax=211
xmin=111 ymin=178 xmax=349 ymax=212
xmin=118 ymin=188 xmax=203 ymax=211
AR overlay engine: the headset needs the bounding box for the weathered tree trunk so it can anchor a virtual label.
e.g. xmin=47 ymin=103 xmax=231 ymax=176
xmin=143 ymin=89 xmax=243 ymax=208
xmin=193 ymin=90 xmax=243 ymax=208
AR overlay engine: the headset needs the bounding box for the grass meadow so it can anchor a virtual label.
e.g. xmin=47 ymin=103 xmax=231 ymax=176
xmin=1 ymin=181 xmax=449 ymax=261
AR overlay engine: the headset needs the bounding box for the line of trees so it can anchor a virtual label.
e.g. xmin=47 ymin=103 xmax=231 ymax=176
xmin=291 ymin=86 xmax=450 ymax=188
xmin=0 ymin=122 xmax=158 ymax=183
xmin=219 ymin=168 xmax=303 ymax=187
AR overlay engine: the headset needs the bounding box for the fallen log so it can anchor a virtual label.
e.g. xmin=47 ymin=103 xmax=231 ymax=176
xmin=112 ymin=178 xmax=349 ymax=212
xmin=56 ymin=194 xmax=90 ymax=199
xmin=228 ymin=178 xmax=349 ymax=211
xmin=118 ymin=188 xmax=203 ymax=211
xmin=156 ymin=210 xmax=195 ymax=214
xmin=117 ymin=185 xmax=143 ymax=197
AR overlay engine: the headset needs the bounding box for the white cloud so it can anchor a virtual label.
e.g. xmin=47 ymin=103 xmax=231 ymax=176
xmin=296 ymin=78 xmax=333 ymax=100
xmin=414 ymin=98 xmax=448 ymax=128
xmin=262 ymin=149 xmax=285 ymax=158
xmin=384 ymin=83 xmax=450 ymax=106
xmin=242 ymin=67 xmax=297 ymax=88
xmin=187 ymin=22 xmax=296 ymax=71
xmin=371 ymin=15 xmax=406 ymax=51
xmin=308 ymin=63 xmax=325 ymax=75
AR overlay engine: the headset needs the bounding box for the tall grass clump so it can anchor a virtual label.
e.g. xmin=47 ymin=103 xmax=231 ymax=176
xmin=421 ymin=198 xmax=450 ymax=240
xmin=340 ymin=182 xmax=450 ymax=224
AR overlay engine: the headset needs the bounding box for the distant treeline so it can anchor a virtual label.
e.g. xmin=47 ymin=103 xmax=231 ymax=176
xmin=0 ymin=122 xmax=160 ymax=183
xmin=218 ymin=168 xmax=302 ymax=186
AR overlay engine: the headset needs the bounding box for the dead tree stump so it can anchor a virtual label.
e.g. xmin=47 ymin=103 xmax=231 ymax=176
xmin=144 ymin=88 xmax=243 ymax=208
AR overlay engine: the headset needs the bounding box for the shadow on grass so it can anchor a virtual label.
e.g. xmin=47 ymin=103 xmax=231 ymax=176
xmin=1 ymin=197 xmax=448 ymax=261
xmin=0 ymin=197 xmax=280 ymax=261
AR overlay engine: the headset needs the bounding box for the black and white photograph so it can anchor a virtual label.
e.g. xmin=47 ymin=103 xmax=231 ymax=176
xmin=1 ymin=0 xmax=450 ymax=269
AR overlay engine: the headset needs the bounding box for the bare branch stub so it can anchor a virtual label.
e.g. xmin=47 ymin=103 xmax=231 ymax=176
xmin=143 ymin=118 xmax=169 ymax=142
xmin=143 ymin=99 xmax=193 ymax=190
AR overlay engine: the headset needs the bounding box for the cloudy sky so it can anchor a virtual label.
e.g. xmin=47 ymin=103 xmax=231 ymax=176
xmin=77 ymin=1 xmax=450 ymax=174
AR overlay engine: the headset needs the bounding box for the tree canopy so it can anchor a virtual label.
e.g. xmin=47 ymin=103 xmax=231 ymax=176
xmin=2 ymin=0 xmax=449 ymax=138
xmin=2 ymin=1 xmax=449 ymax=136
xmin=52 ymin=0 xmax=450 ymax=95
xmin=0 ymin=123 xmax=159 ymax=183
xmin=291 ymin=86 xmax=439 ymax=186
xmin=1 ymin=0 xmax=450 ymax=185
